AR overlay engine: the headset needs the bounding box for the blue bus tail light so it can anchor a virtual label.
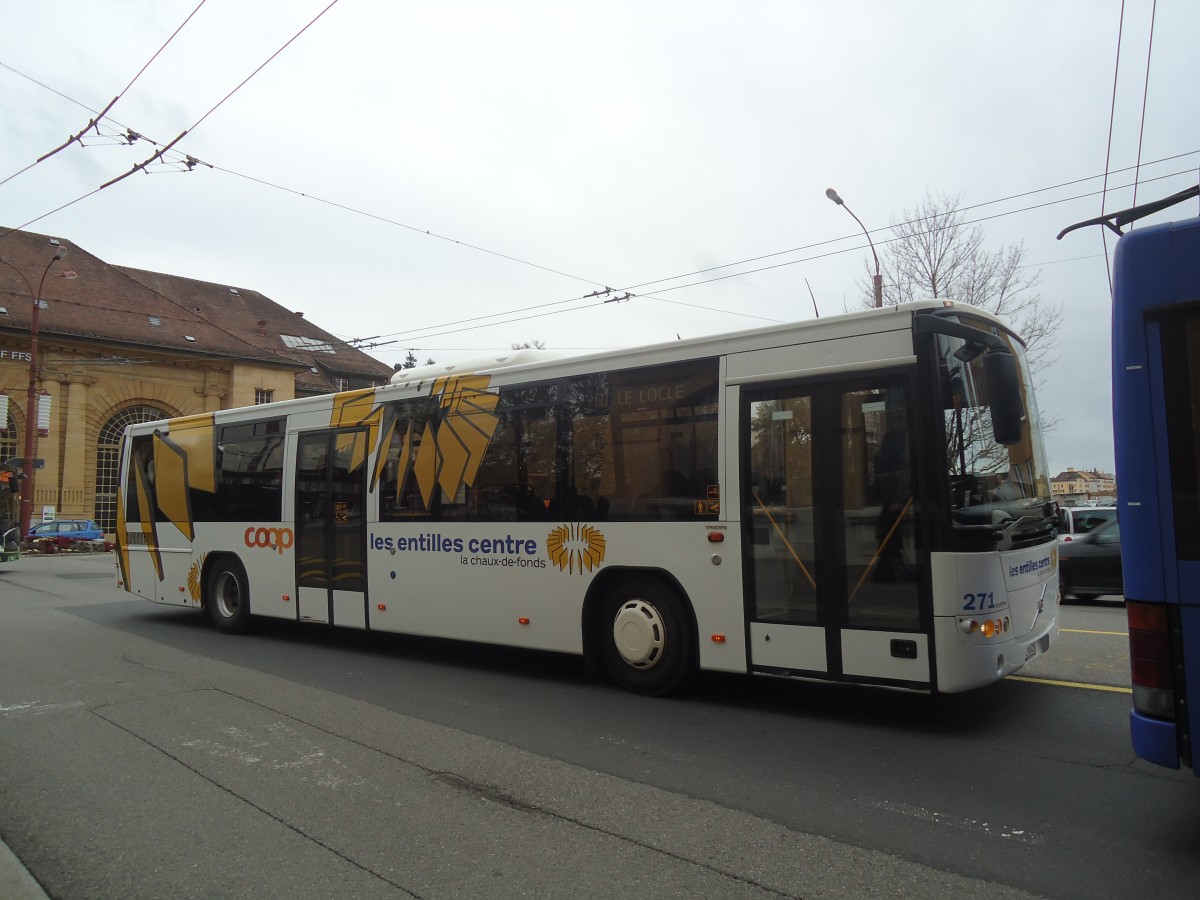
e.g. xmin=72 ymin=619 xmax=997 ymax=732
xmin=1128 ymin=601 xmax=1175 ymax=720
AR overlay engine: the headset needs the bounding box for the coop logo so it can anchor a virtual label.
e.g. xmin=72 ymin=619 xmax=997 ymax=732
xmin=244 ymin=526 xmax=294 ymax=554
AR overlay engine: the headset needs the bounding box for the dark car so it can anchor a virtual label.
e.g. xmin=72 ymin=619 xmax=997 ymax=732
xmin=1058 ymin=517 xmax=1123 ymax=601
xmin=26 ymin=519 xmax=105 ymax=543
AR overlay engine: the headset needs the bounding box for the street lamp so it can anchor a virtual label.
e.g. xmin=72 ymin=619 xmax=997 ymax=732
xmin=826 ymin=187 xmax=883 ymax=308
xmin=0 ymin=244 xmax=76 ymax=537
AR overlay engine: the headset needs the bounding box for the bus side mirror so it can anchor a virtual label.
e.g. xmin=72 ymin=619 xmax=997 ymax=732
xmin=983 ymin=351 xmax=1023 ymax=445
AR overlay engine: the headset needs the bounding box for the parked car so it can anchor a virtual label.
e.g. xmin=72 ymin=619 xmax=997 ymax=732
xmin=1057 ymin=505 xmax=1117 ymax=541
xmin=26 ymin=519 xmax=105 ymax=543
xmin=1058 ymin=517 xmax=1123 ymax=601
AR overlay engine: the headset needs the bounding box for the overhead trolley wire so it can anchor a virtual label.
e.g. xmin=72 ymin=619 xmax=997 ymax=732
xmin=3 ymin=53 xmax=1196 ymax=306
xmin=0 ymin=0 xmax=209 ymax=187
xmin=1132 ymin=0 xmax=1158 ymax=209
xmin=0 ymin=0 xmax=342 ymax=239
xmin=2 ymin=29 xmax=1196 ymax=341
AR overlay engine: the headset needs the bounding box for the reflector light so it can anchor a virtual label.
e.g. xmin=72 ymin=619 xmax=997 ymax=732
xmin=1130 ymin=656 xmax=1174 ymax=690
xmin=1128 ymin=601 xmax=1169 ymax=633
xmin=519 ymin=617 xmax=530 ymax=625
xmin=711 ymin=634 xmax=726 ymax=643
xmin=707 ymin=532 xmax=724 ymax=543
xmin=377 ymin=604 xmax=387 ymax=611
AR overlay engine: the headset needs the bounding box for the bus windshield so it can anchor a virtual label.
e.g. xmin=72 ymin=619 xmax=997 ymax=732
xmin=935 ymin=321 xmax=1054 ymax=544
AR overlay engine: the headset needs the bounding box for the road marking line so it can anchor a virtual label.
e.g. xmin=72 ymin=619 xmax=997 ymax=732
xmin=1062 ymin=628 xmax=1127 ymax=636
xmin=1008 ymin=675 xmax=1132 ymax=694
xmin=0 ymin=700 xmax=86 ymax=718
xmin=863 ymin=799 xmax=1044 ymax=845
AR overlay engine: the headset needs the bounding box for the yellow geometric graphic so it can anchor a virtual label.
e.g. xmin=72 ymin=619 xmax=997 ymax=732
xmin=546 ymin=523 xmax=607 ymax=574
xmin=153 ymin=433 xmax=194 ymax=541
xmin=407 ymin=375 xmax=501 ymax=509
xmin=164 ymin=414 xmax=216 ymax=492
xmin=372 ymin=416 xmax=398 ymax=496
xmin=133 ymin=459 xmax=162 ymax=581
xmin=115 ymin=460 xmax=130 ymax=587
xmin=330 ymin=388 xmax=383 ymax=472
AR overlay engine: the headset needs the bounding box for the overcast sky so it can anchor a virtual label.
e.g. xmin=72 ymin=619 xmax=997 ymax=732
xmin=2 ymin=1 xmax=1197 ymax=478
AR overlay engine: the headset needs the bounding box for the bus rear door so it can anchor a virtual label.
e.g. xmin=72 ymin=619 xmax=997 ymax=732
xmin=294 ymin=429 xmax=369 ymax=627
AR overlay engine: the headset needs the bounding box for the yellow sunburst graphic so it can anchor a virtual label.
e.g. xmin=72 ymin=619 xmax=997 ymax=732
xmin=187 ymin=555 xmax=205 ymax=602
xmin=546 ymin=523 xmax=606 ymax=574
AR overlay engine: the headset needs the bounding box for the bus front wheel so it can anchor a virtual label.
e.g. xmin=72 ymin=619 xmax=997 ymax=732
xmin=600 ymin=577 xmax=695 ymax=696
xmin=206 ymin=558 xmax=252 ymax=634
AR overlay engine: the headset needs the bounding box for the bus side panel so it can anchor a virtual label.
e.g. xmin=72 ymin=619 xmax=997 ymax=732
xmin=1113 ymin=229 xmax=1174 ymax=606
xmin=363 ymin=522 xmax=747 ymax=673
xmin=122 ymin=546 xmax=164 ymax=603
xmin=156 ymin=548 xmax=196 ymax=606
xmin=227 ymin=523 xmax=298 ymax=621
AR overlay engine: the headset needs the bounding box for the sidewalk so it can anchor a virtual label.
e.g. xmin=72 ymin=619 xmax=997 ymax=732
xmin=0 ymin=837 xmax=47 ymax=899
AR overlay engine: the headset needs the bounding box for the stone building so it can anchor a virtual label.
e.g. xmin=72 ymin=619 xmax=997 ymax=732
xmin=1050 ymin=468 xmax=1117 ymax=505
xmin=0 ymin=228 xmax=393 ymax=533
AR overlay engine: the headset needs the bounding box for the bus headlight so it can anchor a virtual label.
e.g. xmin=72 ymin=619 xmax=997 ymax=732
xmin=958 ymin=616 xmax=1010 ymax=637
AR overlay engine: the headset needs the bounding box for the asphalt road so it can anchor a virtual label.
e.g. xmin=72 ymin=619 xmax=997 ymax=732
xmin=2 ymin=555 xmax=1198 ymax=899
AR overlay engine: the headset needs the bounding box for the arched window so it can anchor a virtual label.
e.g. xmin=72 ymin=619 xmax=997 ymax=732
xmin=0 ymin=412 xmax=16 ymax=469
xmin=95 ymin=405 xmax=171 ymax=531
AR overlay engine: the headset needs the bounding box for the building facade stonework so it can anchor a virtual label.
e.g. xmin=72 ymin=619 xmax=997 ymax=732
xmin=1 ymin=228 xmax=393 ymax=533
xmin=1050 ymin=468 xmax=1117 ymax=505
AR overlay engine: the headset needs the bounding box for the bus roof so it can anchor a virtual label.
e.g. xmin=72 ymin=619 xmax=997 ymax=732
xmin=389 ymin=299 xmax=997 ymax=386
xmin=124 ymin=299 xmax=1010 ymax=433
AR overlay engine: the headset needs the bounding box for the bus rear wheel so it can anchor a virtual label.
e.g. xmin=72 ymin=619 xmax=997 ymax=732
xmin=600 ymin=577 xmax=695 ymax=696
xmin=206 ymin=558 xmax=252 ymax=634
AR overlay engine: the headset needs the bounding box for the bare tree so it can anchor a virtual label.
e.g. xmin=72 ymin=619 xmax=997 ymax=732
xmin=859 ymin=192 xmax=1061 ymax=374
xmin=511 ymin=340 xmax=547 ymax=350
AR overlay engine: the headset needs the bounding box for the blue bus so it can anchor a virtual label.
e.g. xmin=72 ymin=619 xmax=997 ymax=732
xmin=1064 ymin=186 xmax=1200 ymax=774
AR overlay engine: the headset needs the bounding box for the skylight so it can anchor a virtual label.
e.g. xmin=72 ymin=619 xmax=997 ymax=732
xmin=281 ymin=334 xmax=335 ymax=353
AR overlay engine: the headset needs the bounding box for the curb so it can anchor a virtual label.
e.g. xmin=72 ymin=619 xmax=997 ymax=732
xmin=0 ymin=838 xmax=49 ymax=899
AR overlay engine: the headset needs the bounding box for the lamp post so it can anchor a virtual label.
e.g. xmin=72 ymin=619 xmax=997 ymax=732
xmin=0 ymin=244 xmax=75 ymax=537
xmin=826 ymin=188 xmax=883 ymax=308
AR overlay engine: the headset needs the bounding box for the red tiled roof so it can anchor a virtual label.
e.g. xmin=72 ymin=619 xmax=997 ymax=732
xmin=0 ymin=228 xmax=392 ymax=388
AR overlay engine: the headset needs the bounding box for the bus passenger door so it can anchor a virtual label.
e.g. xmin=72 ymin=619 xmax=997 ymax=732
xmin=742 ymin=377 xmax=928 ymax=687
xmin=294 ymin=429 xmax=369 ymax=627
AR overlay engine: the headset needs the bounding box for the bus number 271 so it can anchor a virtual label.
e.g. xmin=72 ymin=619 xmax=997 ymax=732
xmin=962 ymin=592 xmax=996 ymax=611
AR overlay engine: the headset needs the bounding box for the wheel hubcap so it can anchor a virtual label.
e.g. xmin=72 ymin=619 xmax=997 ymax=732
xmin=612 ymin=599 xmax=665 ymax=669
xmin=214 ymin=572 xmax=240 ymax=618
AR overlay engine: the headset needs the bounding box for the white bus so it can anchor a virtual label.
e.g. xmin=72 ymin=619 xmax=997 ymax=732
xmin=116 ymin=301 xmax=1059 ymax=695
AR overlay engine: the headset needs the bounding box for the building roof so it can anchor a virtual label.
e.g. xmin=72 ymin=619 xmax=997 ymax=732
xmin=0 ymin=228 xmax=392 ymax=391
